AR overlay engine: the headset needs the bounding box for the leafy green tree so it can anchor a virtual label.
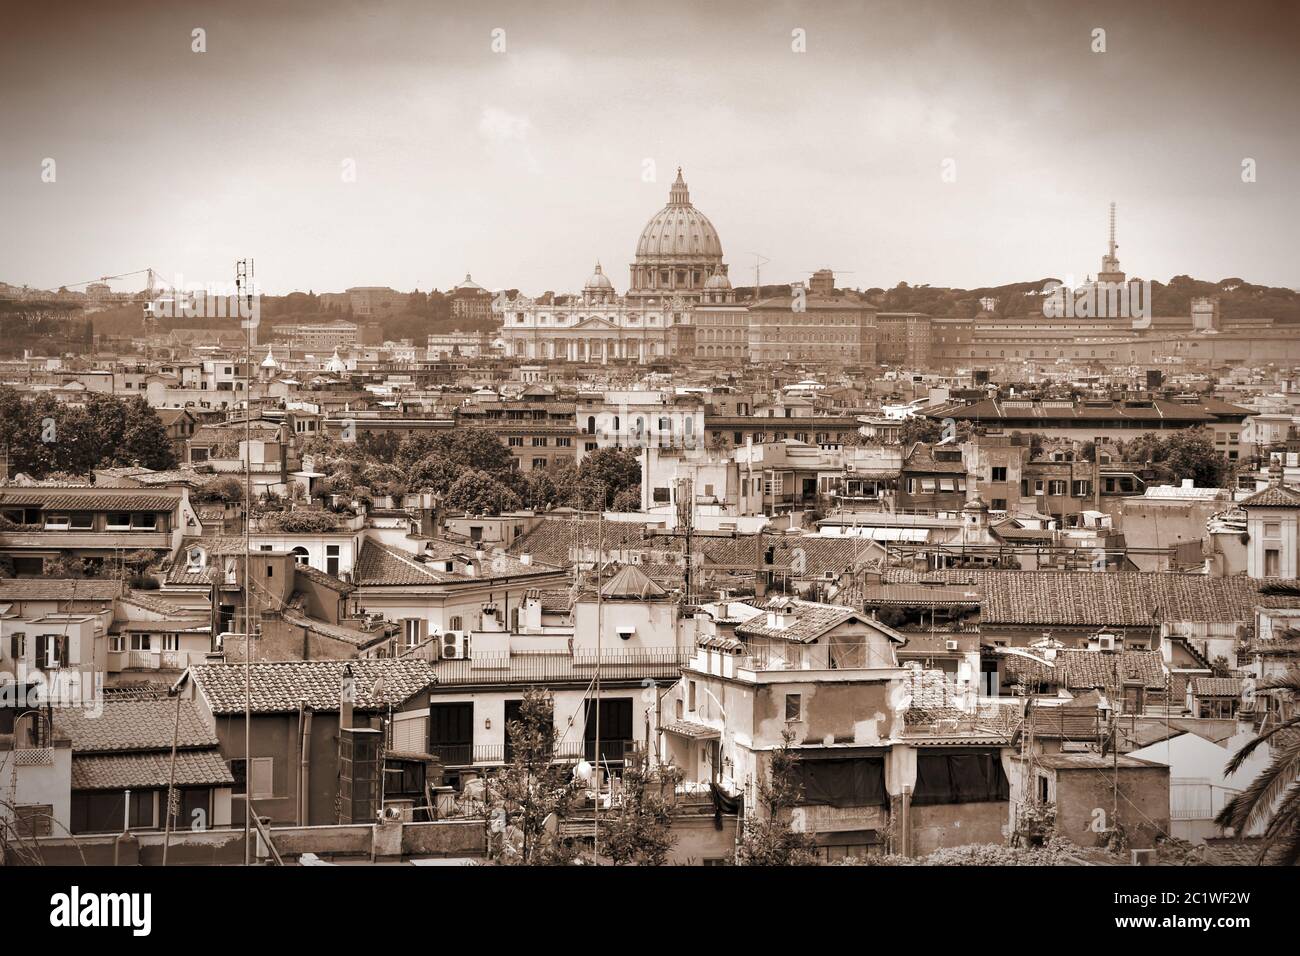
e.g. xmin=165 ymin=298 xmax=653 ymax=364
xmin=407 ymin=455 xmax=461 ymax=495
xmin=736 ymin=730 xmax=819 ymax=866
xmin=611 ymin=487 xmax=641 ymax=512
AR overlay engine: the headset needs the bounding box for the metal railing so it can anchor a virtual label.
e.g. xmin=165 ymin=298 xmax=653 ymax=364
xmin=429 ymin=739 xmax=636 ymax=767
xmin=431 ymin=648 xmax=691 ymax=685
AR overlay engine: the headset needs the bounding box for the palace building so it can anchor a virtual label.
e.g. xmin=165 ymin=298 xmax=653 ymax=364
xmin=497 ymin=168 xmax=728 ymax=362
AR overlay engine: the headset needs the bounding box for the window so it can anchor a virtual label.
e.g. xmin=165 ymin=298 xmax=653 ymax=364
xmin=532 ymin=458 xmax=547 ymax=470
xmin=448 ymin=615 xmax=463 ymax=632
xmin=991 ymin=466 xmax=1007 ymax=482
xmin=130 ymin=633 xmax=150 ymax=652
xmin=531 ymin=437 xmax=546 ymax=446
xmin=556 ymin=437 xmax=571 ymax=447
xmin=131 ymin=513 xmax=158 ymax=530
xmin=106 ymin=512 xmax=131 ymax=529
xmin=1072 ymin=479 xmax=1091 ymax=497
xmin=9 ymin=632 xmax=25 ymax=660
xmin=401 ymin=618 xmax=423 ymax=650
xmin=688 ymin=680 xmax=696 ymax=713
xmin=69 ymin=513 xmax=93 ymax=530
xmin=1265 ymin=549 xmax=1281 ymax=577
xmin=290 ymin=546 xmax=309 ymax=566
xmin=508 ymin=436 xmax=523 ymax=447
xmin=991 ymin=498 xmax=1007 ymax=510
xmin=13 ymin=805 xmax=53 ymax=838
xmin=230 ymin=757 xmax=274 ymax=799
xmin=1047 ymin=480 xmax=1067 ymax=496
xmin=785 ymin=693 xmax=802 ymax=722
xmin=326 ymin=544 xmax=340 ymax=575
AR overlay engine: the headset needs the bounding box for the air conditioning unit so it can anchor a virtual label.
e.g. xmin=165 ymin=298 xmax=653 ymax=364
xmin=945 ymin=640 xmax=960 ymax=651
xmin=441 ymin=630 xmax=467 ymax=660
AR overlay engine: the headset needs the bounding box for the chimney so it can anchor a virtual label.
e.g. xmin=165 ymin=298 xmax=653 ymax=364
xmin=340 ymin=664 xmax=356 ymax=731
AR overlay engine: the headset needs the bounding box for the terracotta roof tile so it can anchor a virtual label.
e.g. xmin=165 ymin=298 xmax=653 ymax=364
xmin=72 ymin=750 xmax=234 ymax=790
xmin=188 ymin=659 xmax=436 ymax=714
xmin=55 ymin=699 xmax=218 ymax=753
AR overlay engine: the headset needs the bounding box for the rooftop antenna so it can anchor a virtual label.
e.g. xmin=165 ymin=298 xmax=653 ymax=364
xmin=1108 ymin=202 xmax=1118 ymax=261
xmin=747 ymin=252 xmax=770 ymax=300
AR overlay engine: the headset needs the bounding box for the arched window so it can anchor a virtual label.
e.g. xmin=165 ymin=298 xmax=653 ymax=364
xmin=291 ymin=546 xmax=310 ymax=566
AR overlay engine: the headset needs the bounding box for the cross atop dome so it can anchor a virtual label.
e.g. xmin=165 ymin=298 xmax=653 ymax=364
xmin=668 ymin=167 xmax=690 ymax=205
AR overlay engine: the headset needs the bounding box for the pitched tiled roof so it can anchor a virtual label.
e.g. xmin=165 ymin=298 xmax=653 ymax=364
xmin=735 ymin=597 xmax=904 ymax=645
xmin=1191 ymin=676 xmax=1243 ymax=697
xmin=295 ymin=563 xmax=355 ymax=594
xmin=55 ymin=700 xmax=217 ymax=753
xmin=355 ymin=538 xmax=559 ymax=587
xmin=1240 ymin=483 xmax=1300 ymax=508
xmin=885 ymin=570 xmax=1300 ymax=627
xmin=354 ymin=538 xmax=462 ymax=585
xmin=0 ymin=490 xmax=181 ymax=511
xmin=0 ymin=579 xmax=122 ymax=602
xmin=280 ymin=610 xmax=388 ymax=648
xmin=72 ymin=750 xmax=234 ymax=790
xmin=1004 ymin=649 xmax=1167 ymax=690
xmin=600 ymin=564 xmax=667 ymax=599
xmin=188 ymin=659 xmax=436 ymax=714
xmin=508 ymin=517 xmax=679 ymax=568
xmin=702 ymin=534 xmax=878 ymax=576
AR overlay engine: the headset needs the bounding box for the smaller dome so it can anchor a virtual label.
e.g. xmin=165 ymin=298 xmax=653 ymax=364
xmin=703 ymin=268 xmax=731 ymax=290
xmin=585 ymin=262 xmax=614 ymax=290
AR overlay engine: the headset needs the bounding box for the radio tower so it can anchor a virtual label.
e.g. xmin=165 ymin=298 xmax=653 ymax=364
xmin=1097 ymin=202 xmax=1125 ymax=284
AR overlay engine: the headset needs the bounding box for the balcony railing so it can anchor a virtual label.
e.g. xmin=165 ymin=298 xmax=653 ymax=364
xmin=732 ymin=641 xmax=901 ymax=673
xmin=429 ymin=739 xmax=637 ymax=767
xmin=431 ymin=649 xmax=692 ymax=686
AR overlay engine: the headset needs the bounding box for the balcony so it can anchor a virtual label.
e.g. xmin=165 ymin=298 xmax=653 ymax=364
xmin=428 ymin=739 xmax=637 ymax=767
xmin=429 ymin=648 xmax=691 ymax=686
xmin=111 ymin=648 xmax=206 ymax=672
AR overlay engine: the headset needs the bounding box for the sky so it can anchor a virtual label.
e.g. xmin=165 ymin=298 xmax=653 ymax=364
xmin=2 ymin=0 xmax=1297 ymax=297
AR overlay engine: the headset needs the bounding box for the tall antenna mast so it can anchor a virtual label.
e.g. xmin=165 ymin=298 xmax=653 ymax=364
xmin=1108 ymin=202 xmax=1117 ymax=260
xmin=236 ymin=256 xmax=254 ymax=865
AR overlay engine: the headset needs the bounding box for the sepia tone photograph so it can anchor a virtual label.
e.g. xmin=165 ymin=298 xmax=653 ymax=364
xmin=0 ymin=0 xmax=1295 ymax=934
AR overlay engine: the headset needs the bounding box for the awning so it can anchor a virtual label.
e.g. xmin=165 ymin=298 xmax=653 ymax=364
xmin=661 ymin=720 xmax=720 ymax=740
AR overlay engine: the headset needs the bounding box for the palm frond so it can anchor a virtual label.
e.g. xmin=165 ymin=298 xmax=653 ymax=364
xmin=1255 ymin=780 xmax=1300 ymax=865
xmin=1223 ymin=712 xmax=1300 ymax=776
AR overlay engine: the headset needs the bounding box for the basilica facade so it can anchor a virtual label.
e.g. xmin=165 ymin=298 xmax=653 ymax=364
xmin=497 ymin=169 xmax=729 ymax=362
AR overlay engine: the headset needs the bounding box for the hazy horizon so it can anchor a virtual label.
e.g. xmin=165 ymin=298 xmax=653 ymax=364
xmin=3 ymin=0 xmax=1297 ymax=297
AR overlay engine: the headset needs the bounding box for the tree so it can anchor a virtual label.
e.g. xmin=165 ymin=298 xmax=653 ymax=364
xmin=406 ymin=455 xmax=461 ymax=496
xmin=611 ymin=487 xmax=641 ymax=512
xmin=899 ymin=416 xmax=944 ymax=446
xmin=578 ymin=448 xmax=641 ymax=507
xmin=604 ymin=755 xmax=682 ymax=866
xmin=736 ymin=730 xmax=819 ymax=866
xmin=1163 ymin=429 xmax=1224 ymax=488
xmin=1214 ymin=671 xmax=1300 ymax=865
xmin=486 ymin=687 xmax=582 ymax=865
xmin=444 ymin=470 xmax=522 ymax=515
xmin=194 ymin=476 xmax=244 ymax=504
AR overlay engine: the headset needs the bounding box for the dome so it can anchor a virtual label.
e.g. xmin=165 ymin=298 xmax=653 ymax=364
xmin=703 ymin=268 xmax=731 ymax=290
xmin=635 ymin=168 xmax=723 ymax=260
xmin=584 ymin=262 xmax=614 ymax=290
